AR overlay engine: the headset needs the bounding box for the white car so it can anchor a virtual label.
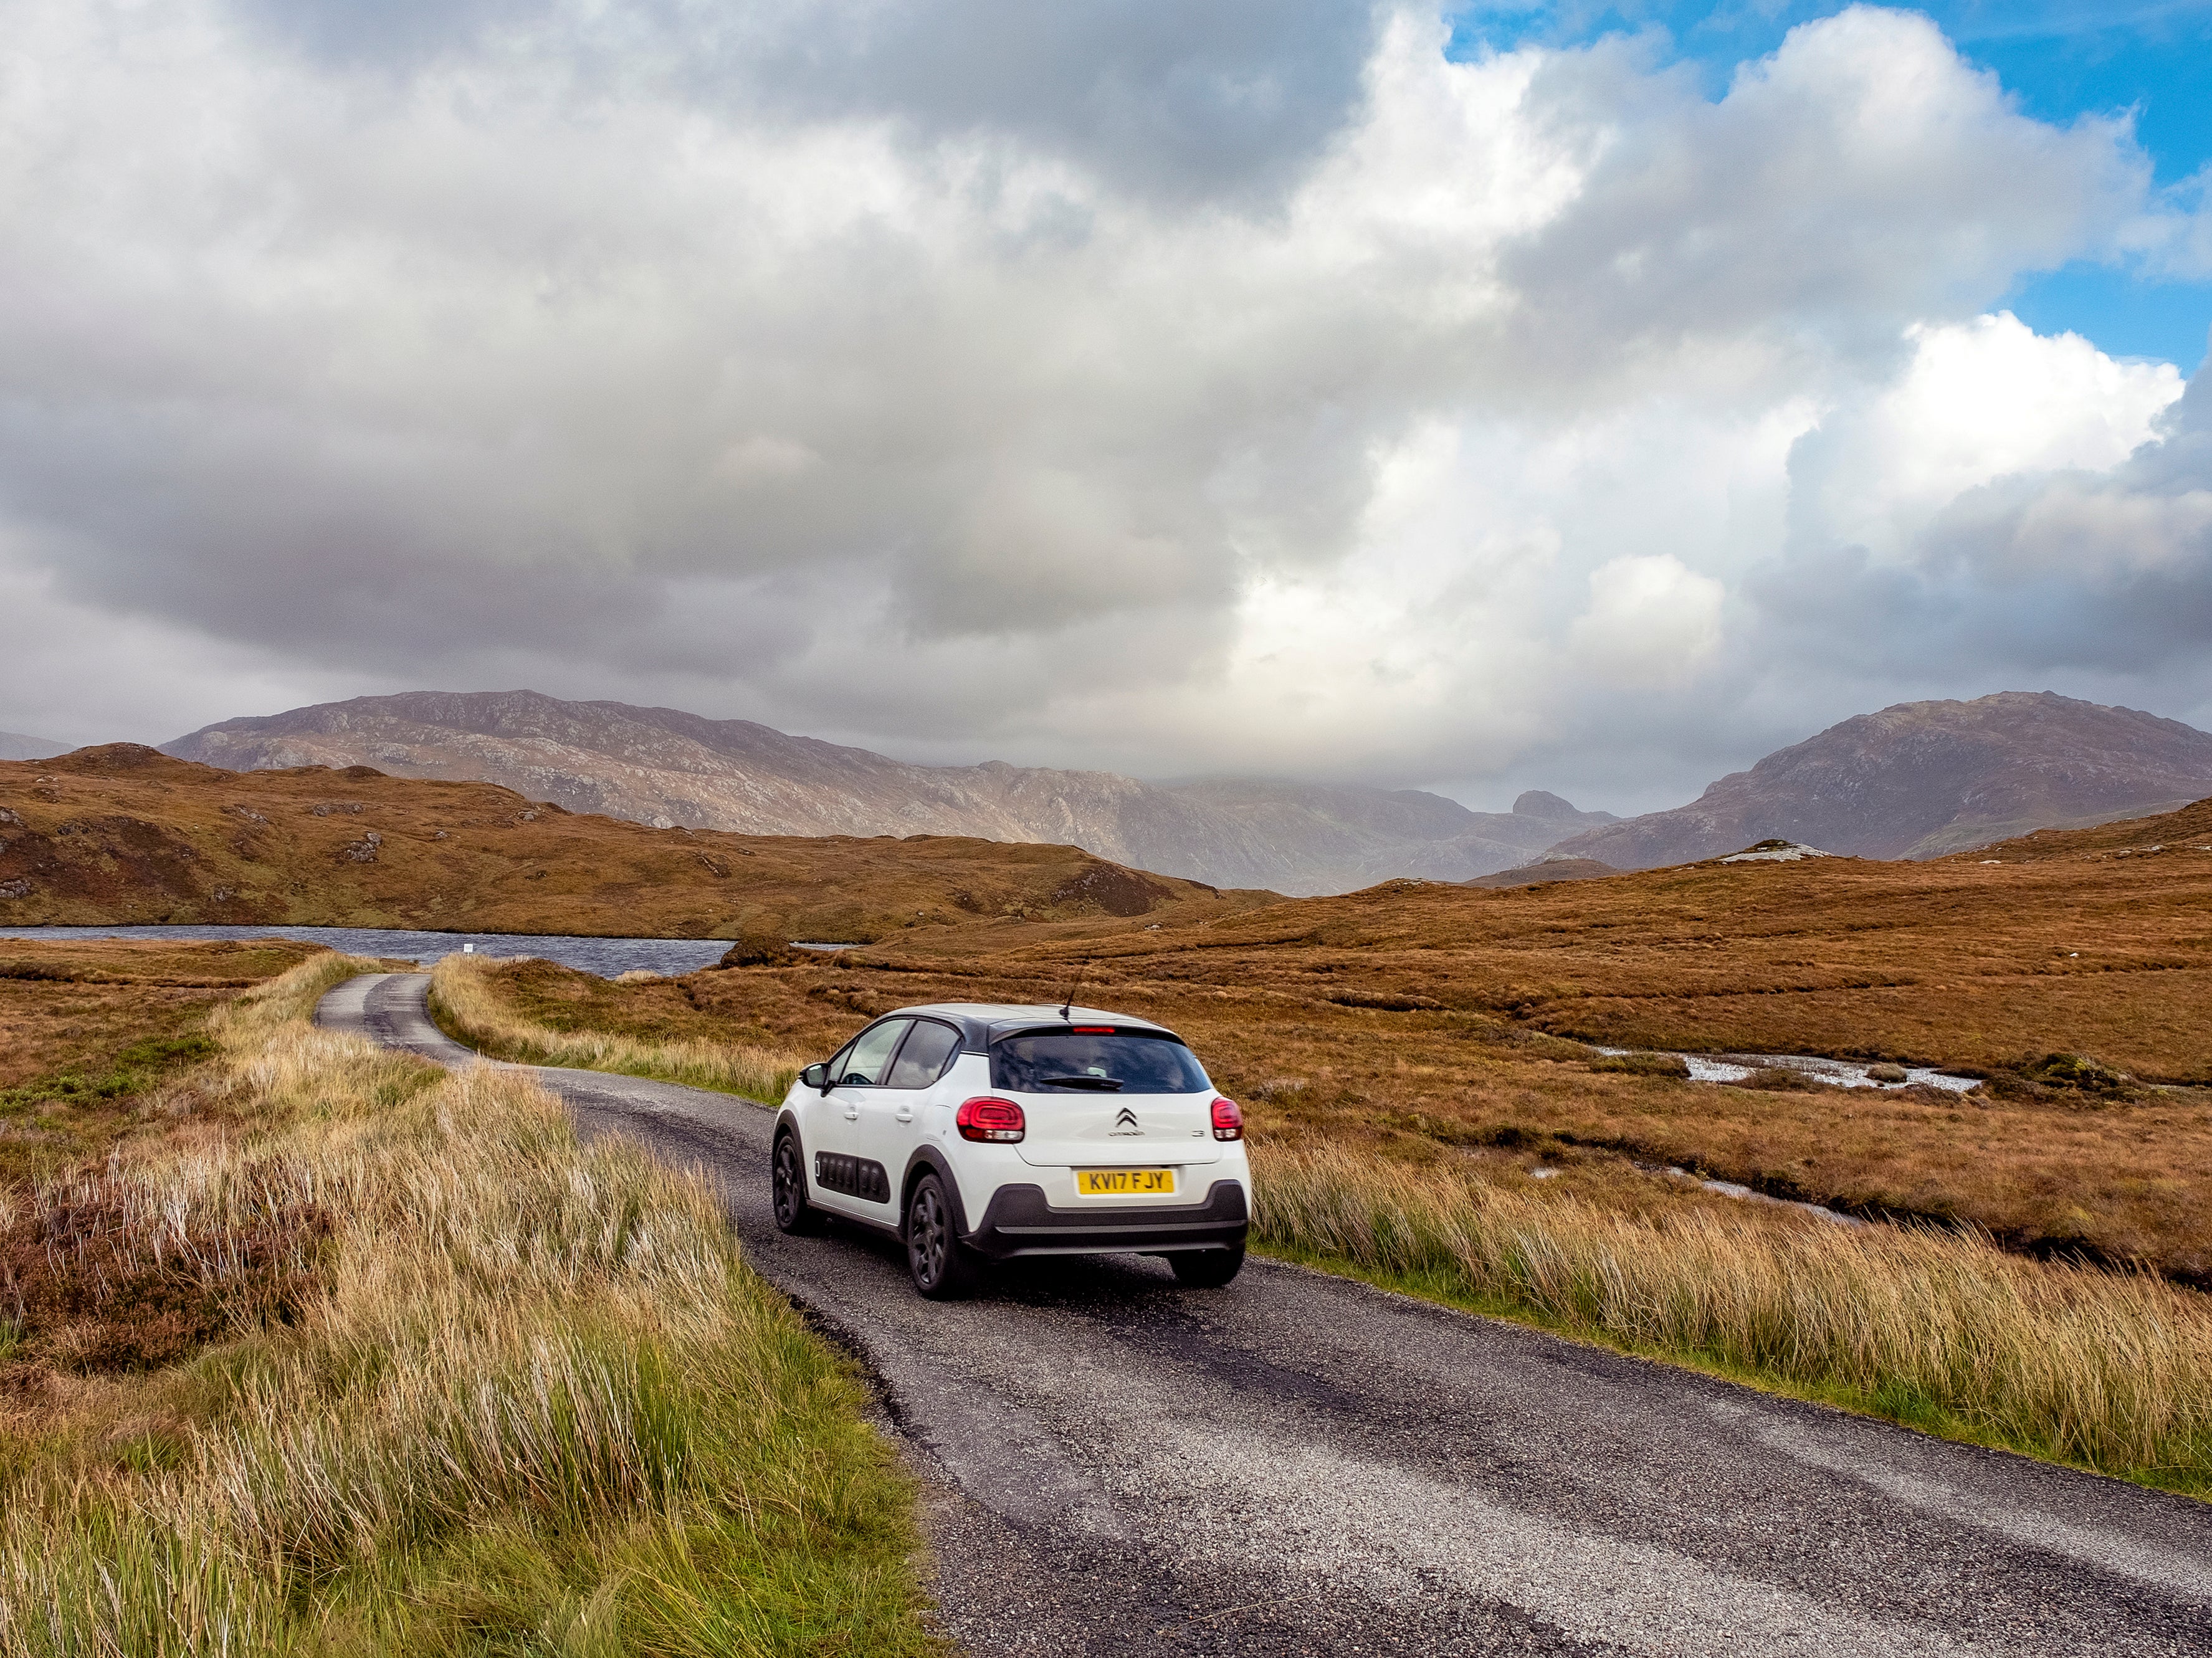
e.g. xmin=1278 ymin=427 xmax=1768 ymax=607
xmin=770 ymin=1003 xmax=1251 ymax=1297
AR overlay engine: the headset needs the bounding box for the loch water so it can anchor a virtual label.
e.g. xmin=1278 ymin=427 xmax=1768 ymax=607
xmin=0 ymin=923 xmax=735 ymax=978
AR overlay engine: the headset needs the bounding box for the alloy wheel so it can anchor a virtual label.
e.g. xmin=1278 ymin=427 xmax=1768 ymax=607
xmin=773 ymin=1135 xmax=815 ymax=1233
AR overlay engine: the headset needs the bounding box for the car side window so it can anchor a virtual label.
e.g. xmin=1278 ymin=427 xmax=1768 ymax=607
xmin=885 ymin=1020 xmax=961 ymax=1089
xmin=834 ymin=1019 xmax=912 ymax=1087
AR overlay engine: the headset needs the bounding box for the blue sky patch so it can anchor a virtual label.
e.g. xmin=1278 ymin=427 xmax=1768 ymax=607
xmin=1449 ymin=2 xmax=2212 ymax=369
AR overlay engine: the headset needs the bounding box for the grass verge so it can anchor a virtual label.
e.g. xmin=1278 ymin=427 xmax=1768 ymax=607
xmin=0 ymin=952 xmax=938 ymax=1656
xmin=431 ymin=954 xmax=799 ymax=1102
xmin=1252 ymin=1144 xmax=2212 ymax=1497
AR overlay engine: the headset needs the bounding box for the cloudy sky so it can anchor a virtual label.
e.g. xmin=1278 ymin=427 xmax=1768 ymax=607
xmin=3 ymin=0 xmax=2209 ymax=811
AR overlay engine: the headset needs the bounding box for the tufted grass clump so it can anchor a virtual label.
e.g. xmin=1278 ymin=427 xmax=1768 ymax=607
xmin=431 ymin=953 xmax=799 ymax=1103
xmin=0 ymin=953 xmax=937 ymax=1657
xmin=1253 ymin=1143 xmax=2212 ymax=1495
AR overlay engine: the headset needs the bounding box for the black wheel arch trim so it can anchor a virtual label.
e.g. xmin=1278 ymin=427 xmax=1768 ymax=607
xmin=899 ymin=1144 xmax=971 ymax=1242
xmin=773 ymin=1112 xmax=823 ymax=1208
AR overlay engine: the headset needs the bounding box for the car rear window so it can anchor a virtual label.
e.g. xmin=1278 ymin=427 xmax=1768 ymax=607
xmin=992 ymin=1029 xmax=1209 ymax=1095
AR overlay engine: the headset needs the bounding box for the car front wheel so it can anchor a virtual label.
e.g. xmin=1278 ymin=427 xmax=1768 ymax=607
xmin=772 ymin=1131 xmax=823 ymax=1235
xmin=905 ymin=1172 xmax=978 ymax=1298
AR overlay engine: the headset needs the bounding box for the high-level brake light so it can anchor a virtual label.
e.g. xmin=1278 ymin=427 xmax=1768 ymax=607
xmin=956 ymin=1096 xmax=1026 ymax=1143
xmin=1211 ymin=1097 xmax=1243 ymax=1141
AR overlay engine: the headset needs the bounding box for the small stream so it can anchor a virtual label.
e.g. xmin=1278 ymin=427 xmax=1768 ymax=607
xmin=1585 ymin=1046 xmax=1985 ymax=1227
xmin=1598 ymin=1047 xmax=1982 ymax=1093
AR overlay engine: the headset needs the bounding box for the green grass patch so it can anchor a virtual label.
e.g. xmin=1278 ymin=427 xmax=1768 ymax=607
xmin=0 ymin=1033 xmax=218 ymax=1114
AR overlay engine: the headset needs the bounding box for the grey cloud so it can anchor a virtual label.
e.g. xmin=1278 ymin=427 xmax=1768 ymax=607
xmin=229 ymin=0 xmax=539 ymax=71
xmin=1750 ymin=360 xmax=2212 ymax=682
xmin=232 ymin=0 xmax=1383 ymax=207
xmin=4 ymin=1 xmax=2205 ymax=806
xmin=733 ymin=0 xmax=1383 ymax=205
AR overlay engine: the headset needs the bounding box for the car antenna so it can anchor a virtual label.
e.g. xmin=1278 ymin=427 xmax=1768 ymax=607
xmin=1059 ymin=958 xmax=1089 ymax=1021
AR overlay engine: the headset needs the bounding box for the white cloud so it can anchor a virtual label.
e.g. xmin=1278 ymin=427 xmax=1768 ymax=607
xmin=1568 ymin=555 xmax=1725 ymax=688
xmin=1 ymin=1 xmax=2205 ymax=806
xmin=1788 ymin=313 xmax=2184 ymax=563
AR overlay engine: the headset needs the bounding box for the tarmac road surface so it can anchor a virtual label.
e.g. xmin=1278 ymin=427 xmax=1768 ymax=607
xmin=318 ymin=971 xmax=2212 ymax=1657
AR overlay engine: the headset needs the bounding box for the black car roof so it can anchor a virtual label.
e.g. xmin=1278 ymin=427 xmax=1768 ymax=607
xmin=871 ymin=1001 xmax=1185 ymax=1055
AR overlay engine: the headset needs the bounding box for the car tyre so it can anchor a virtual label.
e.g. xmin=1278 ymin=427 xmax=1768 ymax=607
xmin=771 ymin=1130 xmax=824 ymax=1236
xmin=1171 ymin=1244 xmax=1245 ymax=1288
xmin=906 ymin=1172 xmax=978 ymax=1299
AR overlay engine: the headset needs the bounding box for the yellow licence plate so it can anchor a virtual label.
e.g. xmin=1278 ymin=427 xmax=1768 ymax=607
xmin=1076 ymin=1168 xmax=1176 ymax=1196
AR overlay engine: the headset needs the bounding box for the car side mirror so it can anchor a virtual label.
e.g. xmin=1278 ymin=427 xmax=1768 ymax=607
xmin=801 ymin=1062 xmax=831 ymax=1092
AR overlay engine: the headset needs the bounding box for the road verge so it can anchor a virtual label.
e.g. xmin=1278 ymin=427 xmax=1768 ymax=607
xmin=0 ymin=953 xmax=939 ymax=1656
xmin=431 ymin=951 xmax=796 ymax=1100
xmin=1258 ymin=1144 xmax=2212 ymax=1498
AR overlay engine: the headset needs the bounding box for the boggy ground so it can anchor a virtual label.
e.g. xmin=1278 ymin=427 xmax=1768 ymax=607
xmin=0 ymin=938 xmax=329 ymax=1389
xmin=0 ymin=936 xmax=323 ymax=1183
xmin=471 ymin=797 xmax=2212 ymax=1284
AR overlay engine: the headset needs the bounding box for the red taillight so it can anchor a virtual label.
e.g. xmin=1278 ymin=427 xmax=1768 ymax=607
xmin=1070 ymin=1026 xmax=1115 ymax=1034
xmin=956 ymin=1095 xmax=1026 ymax=1143
xmin=1211 ymin=1097 xmax=1243 ymax=1141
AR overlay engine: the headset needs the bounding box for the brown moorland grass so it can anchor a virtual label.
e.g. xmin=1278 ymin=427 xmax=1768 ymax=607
xmin=0 ymin=953 xmax=940 ymax=1656
xmin=430 ymin=950 xmax=801 ymax=1102
xmin=439 ymin=796 xmax=2212 ymax=1280
xmin=1254 ymin=1147 xmax=2212 ymax=1494
xmin=0 ymin=937 xmax=322 ymax=1183
xmin=0 ymin=743 xmax=1261 ymax=941
xmin=434 ymin=953 xmax=2212 ymax=1495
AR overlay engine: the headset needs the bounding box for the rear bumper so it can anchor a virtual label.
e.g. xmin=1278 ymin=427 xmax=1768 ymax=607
xmin=963 ymin=1179 xmax=1249 ymax=1260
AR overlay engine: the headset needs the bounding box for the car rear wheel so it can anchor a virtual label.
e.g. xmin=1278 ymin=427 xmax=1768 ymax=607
xmin=1171 ymin=1244 xmax=1244 ymax=1287
xmin=905 ymin=1172 xmax=978 ymax=1298
xmin=772 ymin=1130 xmax=823 ymax=1235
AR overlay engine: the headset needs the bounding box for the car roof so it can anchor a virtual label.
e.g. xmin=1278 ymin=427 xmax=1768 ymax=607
xmin=877 ymin=1002 xmax=1182 ymax=1053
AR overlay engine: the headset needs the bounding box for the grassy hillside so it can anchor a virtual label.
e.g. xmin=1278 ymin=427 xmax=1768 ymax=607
xmin=0 ymin=744 xmax=1256 ymax=941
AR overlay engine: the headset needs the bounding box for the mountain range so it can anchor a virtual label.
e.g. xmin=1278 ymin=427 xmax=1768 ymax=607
xmin=1548 ymin=692 xmax=2212 ymax=868
xmin=152 ymin=687 xmax=2212 ymax=890
xmin=162 ymin=691 xmax=1614 ymax=895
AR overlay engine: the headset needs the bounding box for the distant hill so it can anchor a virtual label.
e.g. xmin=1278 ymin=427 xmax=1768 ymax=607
xmin=1465 ymin=857 xmax=1621 ymax=889
xmin=1961 ymin=794 xmax=2212 ymax=864
xmin=163 ymin=690 xmax=1614 ymax=894
xmin=0 ymin=731 xmax=66 ymax=761
xmin=1545 ymin=692 xmax=2212 ymax=870
xmin=0 ymin=745 xmax=1250 ymax=942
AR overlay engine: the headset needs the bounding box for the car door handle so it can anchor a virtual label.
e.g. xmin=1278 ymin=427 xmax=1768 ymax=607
xmin=843 ymin=1106 xmax=859 ymax=1121
xmin=894 ymin=1107 xmax=914 ymax=1123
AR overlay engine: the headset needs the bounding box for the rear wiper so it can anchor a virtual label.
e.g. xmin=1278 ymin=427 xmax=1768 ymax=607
xmin=1039 ymin=1075 xmax=1123 ymax=1091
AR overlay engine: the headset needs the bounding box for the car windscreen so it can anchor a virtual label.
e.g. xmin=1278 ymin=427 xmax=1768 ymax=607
xmin=991 ymin=1030 xmax=1209 ymax=1095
